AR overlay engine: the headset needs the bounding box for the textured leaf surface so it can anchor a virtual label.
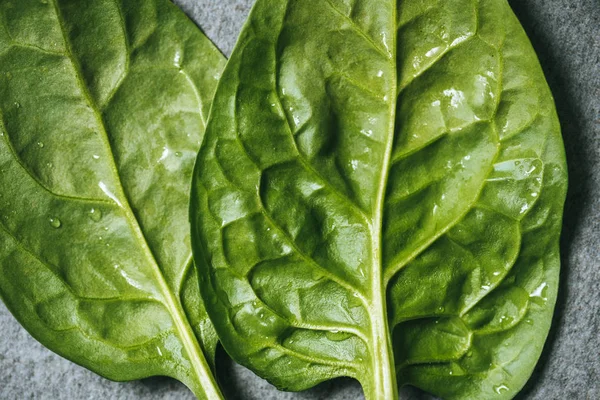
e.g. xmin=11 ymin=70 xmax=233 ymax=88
xmin=0 ymin=0 xmax=225 ymax=398
xmin=190 ymin=0 xmax=567 ymax=399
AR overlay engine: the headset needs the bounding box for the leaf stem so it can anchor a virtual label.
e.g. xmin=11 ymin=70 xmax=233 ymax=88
xmin=365 ymin=293 xmax=398 ymax=400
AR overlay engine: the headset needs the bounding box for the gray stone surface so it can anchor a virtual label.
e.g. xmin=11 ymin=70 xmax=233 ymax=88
xmin=0 ymin=0 xmax=598 ymax=399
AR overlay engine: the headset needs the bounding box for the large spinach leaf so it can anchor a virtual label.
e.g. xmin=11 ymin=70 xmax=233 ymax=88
xmin=190 ymin=0 xmax=567 ymax=399
xmin=0 ymin=0 xmax=225 ymax=398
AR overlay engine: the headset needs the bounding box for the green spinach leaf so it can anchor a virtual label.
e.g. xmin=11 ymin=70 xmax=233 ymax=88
xmin=190 ymin=0 xmax=567 ymax=399
xmin=0 ymin=0 xmax=225 ymax=398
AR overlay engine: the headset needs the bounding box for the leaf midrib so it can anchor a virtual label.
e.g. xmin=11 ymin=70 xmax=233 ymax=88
xmin=364 ymin=0 xmax=399 ymax=396
xmin=49 ymin=0 xmax=219 ymax=396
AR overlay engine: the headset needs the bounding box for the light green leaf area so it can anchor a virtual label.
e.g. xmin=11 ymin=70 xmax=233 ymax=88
xmin=0 ymin=0 xmax=225 ymax=398
xmin=190 ymin=0 xmax=567 ymax=399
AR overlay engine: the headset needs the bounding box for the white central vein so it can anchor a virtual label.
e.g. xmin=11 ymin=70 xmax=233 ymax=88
xmin=367 ymin=1 xmax=399 ymax=398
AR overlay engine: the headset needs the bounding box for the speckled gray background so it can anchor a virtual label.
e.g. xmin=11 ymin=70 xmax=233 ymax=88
xmin=1 ymin=0 xmax=598 ymax=399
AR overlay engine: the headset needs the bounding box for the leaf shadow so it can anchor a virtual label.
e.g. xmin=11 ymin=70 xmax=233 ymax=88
xmin=507 ymin=1 xmax=592 ymax=398
xmin=137 ymin=375 xmax=193 ymax=396
xmin=215 ymin=345 xmax=364 ymax=399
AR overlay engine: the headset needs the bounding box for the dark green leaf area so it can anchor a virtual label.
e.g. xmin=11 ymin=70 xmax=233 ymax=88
xmin=191 ymin=0 xmax=567 ymax=399
xmin=0 ymin=0 xmax=225 ymax=398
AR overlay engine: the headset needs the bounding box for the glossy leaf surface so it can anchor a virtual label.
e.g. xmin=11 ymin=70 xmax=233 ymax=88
xmin=0 ymin=0 xmax=225 ymax=398
xmin=190 ymin=0 xmax=567 ymax=399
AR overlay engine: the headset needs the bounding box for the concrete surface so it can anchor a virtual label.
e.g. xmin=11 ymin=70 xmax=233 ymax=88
xmin=0 ymin=0 xmax=598 ymax=399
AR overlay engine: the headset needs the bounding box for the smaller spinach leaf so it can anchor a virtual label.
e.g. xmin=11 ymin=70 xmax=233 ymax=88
xmin=0 ymin=0 xmax=225 ymax=398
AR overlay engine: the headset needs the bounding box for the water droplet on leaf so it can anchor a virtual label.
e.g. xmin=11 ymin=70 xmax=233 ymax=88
xmin=530 ymin=282 xmax=548 ymax=305
xmin=325 ymin=330 xmax=353 ymax=342
xmin=48 ymin=217 xmax=61 ymax=228
xmin=494 ymin=385 xmax=509 ymax=394
xmin=89 ymin=208 xmax=102 ymax=222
